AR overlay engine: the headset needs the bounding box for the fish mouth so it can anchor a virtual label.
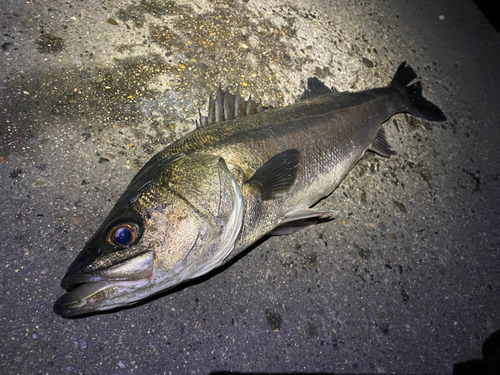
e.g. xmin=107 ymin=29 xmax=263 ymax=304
xmin=54 ymin=251 xmax=155 ymax=318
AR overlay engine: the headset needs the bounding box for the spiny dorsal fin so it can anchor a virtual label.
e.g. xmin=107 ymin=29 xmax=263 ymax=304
xmin=224 ymin=88 xmax=235 ymax=121
xmin=208 ymin=94 xmax=216 ymax=124
xmin=369 ymin=128 xmax=396 ymax=157
xmin=198 ymin=86 xmax=273 ymax=126
xmin=215 ymin=84 xmax=224 ymax=123
xmin=300 ymin=77 xmax=337 ymax=100
xmin=246 ymin=149 xmax=300 ymax=201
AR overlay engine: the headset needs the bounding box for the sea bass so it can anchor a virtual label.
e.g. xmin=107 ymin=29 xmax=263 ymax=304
xmin=54 ymin=62 xmax=445 ymax=317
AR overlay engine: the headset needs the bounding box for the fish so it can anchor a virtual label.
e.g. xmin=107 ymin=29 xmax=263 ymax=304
xmin=53 ymin=62 xmax=446 ymax=317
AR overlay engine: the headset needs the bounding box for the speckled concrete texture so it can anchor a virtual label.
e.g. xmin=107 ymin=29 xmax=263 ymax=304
xmin=1 ymin=0 xmax=499 ymax=374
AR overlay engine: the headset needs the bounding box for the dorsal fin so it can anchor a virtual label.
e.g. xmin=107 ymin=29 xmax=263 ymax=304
xmin=215 ymin=85 xmax=224 ymax=123
xmin=300 ymin=77 xmax=337 ymax=100
xmin=197 ymin=86 xmax=273 ymax=127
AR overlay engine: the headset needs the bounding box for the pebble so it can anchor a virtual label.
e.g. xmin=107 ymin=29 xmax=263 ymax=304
xmin=32 ymin=175 xmax=49 ymax=187
xmin=78 ymin=338 xmax=87 ymax=350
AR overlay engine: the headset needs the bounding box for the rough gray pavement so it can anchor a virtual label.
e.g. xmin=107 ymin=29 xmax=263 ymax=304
xmin=1 ymin=0 xmax=499 ymax=373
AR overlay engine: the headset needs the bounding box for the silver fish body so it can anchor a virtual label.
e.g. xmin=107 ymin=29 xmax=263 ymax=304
xmin=54 ymin=62 xmax=445 ymax=317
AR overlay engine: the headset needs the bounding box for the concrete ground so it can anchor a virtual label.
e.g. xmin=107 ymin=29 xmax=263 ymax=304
xmin=1 ymin=0 xmax=499 ymax=373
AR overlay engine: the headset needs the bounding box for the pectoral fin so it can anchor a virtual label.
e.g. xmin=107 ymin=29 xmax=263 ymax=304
xmin=246 ymin=149 xmax=300 ymax=201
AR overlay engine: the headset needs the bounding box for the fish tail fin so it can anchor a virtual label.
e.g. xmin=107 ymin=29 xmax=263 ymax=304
xmin=391 ymin=62 xmax=446 ymax=122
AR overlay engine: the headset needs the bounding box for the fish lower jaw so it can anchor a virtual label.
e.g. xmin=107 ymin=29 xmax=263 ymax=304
xmin=53 ymin=279 xmax=152 ymax=317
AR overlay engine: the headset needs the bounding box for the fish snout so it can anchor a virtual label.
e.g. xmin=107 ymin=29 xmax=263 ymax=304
xmin=54 ymin=251 xmax=156 ymax=317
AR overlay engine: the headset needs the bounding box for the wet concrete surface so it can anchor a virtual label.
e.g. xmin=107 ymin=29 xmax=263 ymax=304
xmin=1 ymin=0 xmax=499 ymax=373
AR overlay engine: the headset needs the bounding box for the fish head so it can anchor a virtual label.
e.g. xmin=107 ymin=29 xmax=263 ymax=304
xmin=54 ymin=153 xmax=243 ymax=317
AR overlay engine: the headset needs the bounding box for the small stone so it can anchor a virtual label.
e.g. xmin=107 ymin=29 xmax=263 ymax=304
xmin=265 ymin=309 xmax=282 ymax=331
xmin=380 ymin=322 xmax=390 ymax=335
xmin=32 ymin=175 xmax=49 ymax=187
xmin=393 ymin=200 xmax=407 ymax=213
xmin=9 ymin=168 xmax=22 ymax=178
xmin=362 ymin=57 xmax=374 ymax=68
xmin=78 ymin=338 xmax=87 ymax=349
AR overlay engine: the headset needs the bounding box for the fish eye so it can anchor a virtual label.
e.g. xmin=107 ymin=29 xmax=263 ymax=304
xmin=107 ymin=223 xmax=139 ymax=247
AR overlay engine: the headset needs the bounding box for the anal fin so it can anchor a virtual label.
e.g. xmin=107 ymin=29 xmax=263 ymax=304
xmin=369 ymin=128 xmax=396 ymax=157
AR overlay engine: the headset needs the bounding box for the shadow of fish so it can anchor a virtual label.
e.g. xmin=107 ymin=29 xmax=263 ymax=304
xmin=54 ymin=62 xmax=445 ymax=317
